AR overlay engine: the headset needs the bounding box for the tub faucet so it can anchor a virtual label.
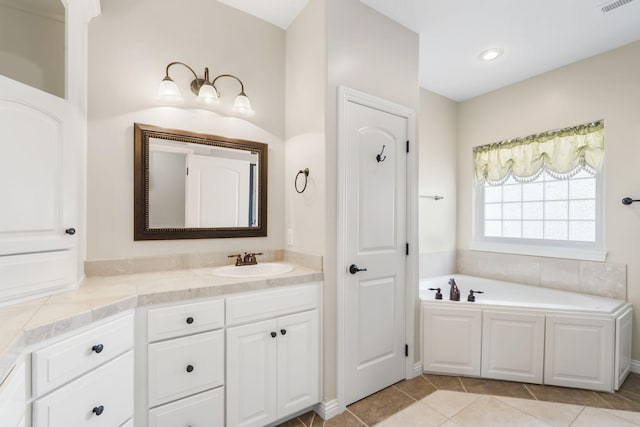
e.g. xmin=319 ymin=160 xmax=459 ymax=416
xmin=467 ymin=289 xmax=484 ymax=302
xmin=449 ymin=278 xmax=460 ymax=301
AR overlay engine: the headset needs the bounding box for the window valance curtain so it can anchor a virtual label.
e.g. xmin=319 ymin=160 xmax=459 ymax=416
xmin=473 ymin=121 xmax=604 ymax=183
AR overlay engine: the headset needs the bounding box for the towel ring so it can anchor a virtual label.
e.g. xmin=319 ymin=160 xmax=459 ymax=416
xmin=295 ymin=168 xmax=309 ymax=193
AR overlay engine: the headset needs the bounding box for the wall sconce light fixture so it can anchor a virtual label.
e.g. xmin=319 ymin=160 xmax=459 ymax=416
xmin=158 ymin=61 xmax=255 ymax=117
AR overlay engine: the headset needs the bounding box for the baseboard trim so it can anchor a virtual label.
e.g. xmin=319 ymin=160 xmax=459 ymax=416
xmin=413 ymin=362 xmax=423 ymax=377
xmin=316 ymin=399 xmax=339 ymax=420
xmin=631 ymin=359 xmax=640 ymax=374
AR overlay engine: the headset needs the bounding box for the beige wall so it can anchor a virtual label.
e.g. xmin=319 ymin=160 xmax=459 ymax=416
xmin=419 ymin=89 xmax=458 ymax=277
xmin=457 ymin=41 xmax=640 ymax=358
xmin=324 ymin=0 xmax=419 ymax=400
xmin=87 ymin=0 xmax=286 ymax=260
xmin=285 ymin=0 xmax=326 ymax=258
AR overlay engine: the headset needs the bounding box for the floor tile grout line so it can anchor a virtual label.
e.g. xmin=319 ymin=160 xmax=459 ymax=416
xmin=568 ymin=407 xmax=587 ymax=427
xmin=391 ymin=384 xmax=420 ymax=402
xmin=458 ymin=376 xmax=468 ymax=392
xmin=591 ymin=390 xmax=615 ymax=409
xmin=523 ymin=383 xmax=539 ymax=400
xmin=346 ymin=407 xmax=370 ymax=427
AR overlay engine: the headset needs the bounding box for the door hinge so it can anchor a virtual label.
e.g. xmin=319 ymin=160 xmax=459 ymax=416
xmin=405 ymin=344 xmax=409 ymax=357
xmin=186 ymin=167 xmax=189 ymax=176
xmin=406 ymin=140 xmax=409 ymax=153
xmin=406 ymin=243 xmax=409 ymax=255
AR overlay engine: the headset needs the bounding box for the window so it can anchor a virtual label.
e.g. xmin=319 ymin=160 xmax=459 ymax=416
xmin=473 ymin=121 xmax=605 ymax=259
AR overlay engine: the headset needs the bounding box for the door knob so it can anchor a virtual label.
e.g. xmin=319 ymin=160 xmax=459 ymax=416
xmin=65 ymin=227 xmax=76 ymax=235
xmin=92 ymin=405 xmax=104 ymax=416
xmin=349 ymin=264 xmax=367 ymax=274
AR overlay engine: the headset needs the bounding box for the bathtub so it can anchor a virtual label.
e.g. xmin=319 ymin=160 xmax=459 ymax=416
xmin=419 ymin=274 xmax=632 ymax=392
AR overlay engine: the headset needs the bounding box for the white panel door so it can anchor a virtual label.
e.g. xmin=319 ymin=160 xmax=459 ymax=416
xmin=276 ymin=310 xmax=319 ymax=418
xmin=482 ymin=310 xmax=544 ymax=383
xmin=545 ymin=315 xmax=614 ymax=391
xmin=422 ymin=305 xmax=482 ymax=376
xmin=344 ymin=100 xmax=407 ymax=404
xmin=226 ymin=319 xmax=277 ymax=427
xmin=185 ymin=154 xmax=250 ymax=227
xmin=0 ymin=75 xmax=76 ymax=256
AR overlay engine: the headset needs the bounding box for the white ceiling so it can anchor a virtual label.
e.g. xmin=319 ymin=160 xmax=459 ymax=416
xmin=218 ymin=0 xmax=640 ymax=101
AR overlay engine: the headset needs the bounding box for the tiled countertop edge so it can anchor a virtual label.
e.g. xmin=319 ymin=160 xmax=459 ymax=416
xmin=0 ymin=267 xmax=323 ymax=384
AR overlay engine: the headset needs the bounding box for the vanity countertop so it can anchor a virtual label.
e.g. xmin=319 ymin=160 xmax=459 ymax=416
xmin=0 ymin=264 xmax=323 ymax=383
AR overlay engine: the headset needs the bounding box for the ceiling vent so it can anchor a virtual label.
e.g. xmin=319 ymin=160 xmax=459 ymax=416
xmin=599 ymin=0 xmax=635 ymax=13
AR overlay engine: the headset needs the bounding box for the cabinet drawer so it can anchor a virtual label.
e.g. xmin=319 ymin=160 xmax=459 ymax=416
xmin=226 ymin=284 xmax=318 ymax=326
xmin=148 ymin=329 xmax=224 ymax=407
xmin=149 ymin=387 xmax=224 ymax=427
xmin=32 ymin=351 xmax=134 ymax=427
xmin=0 ymin=362 xmax=26 ymax=427
xmin=148 ymin=298 xmax=224 ymax=342
xmin=32 ymin=314 xmax=133 ymax=396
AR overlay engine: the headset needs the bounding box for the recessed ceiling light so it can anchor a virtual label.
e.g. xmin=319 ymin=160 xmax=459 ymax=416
xmin=479 ymin=48 xmax=504 ymax=61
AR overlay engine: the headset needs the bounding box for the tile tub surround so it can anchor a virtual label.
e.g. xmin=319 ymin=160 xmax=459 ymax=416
xmin=278 ymin=374 xmax=640 ymax=426
xmin=456 ymin=249 xmax=627 ymax=300
xmin=0 ymin=264 xmax=322 ymax=384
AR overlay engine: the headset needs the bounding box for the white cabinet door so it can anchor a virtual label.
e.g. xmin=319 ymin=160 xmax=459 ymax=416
xmin=226 ymin=319 xmax=277 ymax=427
xmin=422 ymin=305 xmax=481 ymax=376
xmin=148 ymin=387 xmax=224 ymax=427
xmin=482 ymin=310 xmax=544 ymax=383
xmin=615 ymin=307 xmax=633 ymax=390
xmin=545 ymin=315 xmax=614 ymax=391
xmin=33 ymin=351 xmax=133 ymax=427
xmin=277 ymin=310 xmax=319 ymax=418
xmin=0 ymin=75 xmax=78 ymax=302
xmin=0 ymin=361 xmax=26 ymax=427
xmin=148 ymin=329 xmax=224 ymax=407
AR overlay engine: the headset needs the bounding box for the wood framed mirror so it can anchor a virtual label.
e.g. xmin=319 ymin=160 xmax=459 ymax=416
xmin=134 ymin=123 xmax=267 ymax=240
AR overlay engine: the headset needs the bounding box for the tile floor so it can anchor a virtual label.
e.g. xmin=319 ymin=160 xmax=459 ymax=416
xmin=277 ymin=373 xmax=640 ymax=426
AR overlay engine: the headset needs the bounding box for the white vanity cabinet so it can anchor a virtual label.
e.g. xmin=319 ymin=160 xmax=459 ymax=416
xmin=422 ymin=305 xmax=481 ymax=376
xmin=143 ymin=297 xmax=226 ymax=427
xmin=226 ymin=284 xmax=320 ymax=427
xmin=0 ymin=360 xmax=26 ymax=427
xmin=31 ymin=313 xmax=135 ymax=427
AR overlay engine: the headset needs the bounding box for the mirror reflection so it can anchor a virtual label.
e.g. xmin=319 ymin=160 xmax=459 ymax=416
xmin=134 ymin=123 xmax=268 ymax=240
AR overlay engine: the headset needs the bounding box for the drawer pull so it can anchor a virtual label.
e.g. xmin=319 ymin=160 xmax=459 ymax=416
xmin=92 ymin=344 xmax=104 ymax=354
xmin=270 ymin=332 xmax=277 ymax=338
xmin=92 ymin=405 xmax=104 ymax=416
xmin=186 ymin=364 xmax=194 ymax=373
xmin=281 ymin=329 xmax=287 ymax=335
xmin=186 ymin=316 xmax=194 ymax=324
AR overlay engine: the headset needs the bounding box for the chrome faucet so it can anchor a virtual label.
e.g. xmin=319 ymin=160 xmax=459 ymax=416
xmin=228 ymin=252 xmax=263 ymax=266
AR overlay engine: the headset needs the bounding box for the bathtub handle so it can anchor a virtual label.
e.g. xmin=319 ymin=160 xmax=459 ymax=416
xmin=428 ymin=288 xmax=443 ymax=300
xmin=349 ymin=264 xmax=367 ymax=274
xmin=467 ymin=290 xmax=484 ymax=302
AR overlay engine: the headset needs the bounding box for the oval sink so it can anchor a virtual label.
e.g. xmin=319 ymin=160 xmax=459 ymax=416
xmin=212 ymin=262 xmax=294 ymax=278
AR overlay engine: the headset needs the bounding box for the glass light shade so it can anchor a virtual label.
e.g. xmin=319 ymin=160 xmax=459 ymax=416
xmin=196 ymin=83 xmax=220 ymax=105
xmin=157 ymin=78 xmax=182 ymax=103
xmin=231 ymin=94 xmax=255 ymax=116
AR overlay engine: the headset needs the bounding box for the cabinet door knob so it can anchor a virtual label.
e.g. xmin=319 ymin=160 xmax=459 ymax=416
xmin=65 ymin=227 xmax=76 ymax=235
xmin=186 ymin=364 xmax=194 ymax=373
xmin=186 ymin=316 xmax=194 ymax=324
xmin=92 ymin=405 xmax=104 ymax=416
xmin=280 ymin=329 xmax=287 ymax=335
xmin=92 ymin=344 xmax=104 ymax=354
xmin=270 ymin=332 xmax=277 ymax=338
